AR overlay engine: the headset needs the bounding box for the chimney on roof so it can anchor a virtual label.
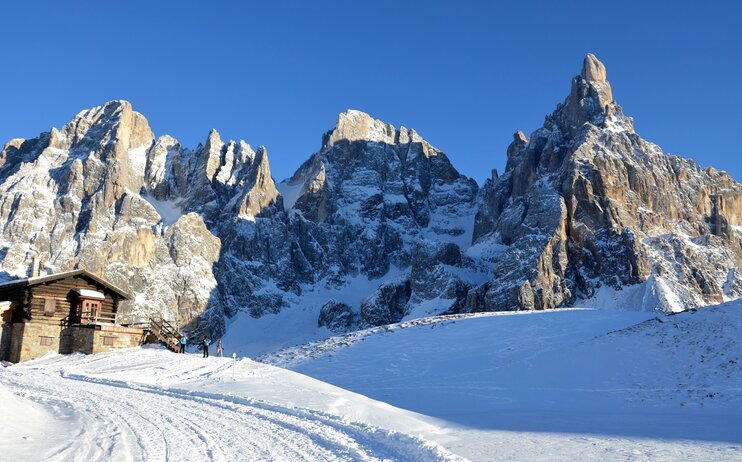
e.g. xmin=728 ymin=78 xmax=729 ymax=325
xmin=29 ymin=257 xmax=44 ymax=277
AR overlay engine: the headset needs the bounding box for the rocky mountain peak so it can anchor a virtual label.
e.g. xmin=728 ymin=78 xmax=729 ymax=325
xmin=507 ymin=131 xmax=528 ymax=156
xmin=62 ymin=100 xmax=153 ymax=150
xmin=71 ymin=99 xmax=130 ymax=124
xmin=206 ymin=128 xmax=222 ymax=144
xmin=324 ymin=110 xmax=397 ymax=148
xmin=473 ymin=53 xmax=742 ymax=314
xmin=234 ymin=145 xmax=281 ymax=219
xmin=202 ymin=128 xmax=225 ymax=182
xmin=581 ymin=53 xmax=607 ymax=83
xmin=549 ymin=53 xmax=632 ymax=136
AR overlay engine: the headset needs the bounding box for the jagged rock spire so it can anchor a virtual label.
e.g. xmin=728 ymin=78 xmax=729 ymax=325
xmin=551 ymin=53 xmax=629 ymax=135
xmin=581 ymin=53 xmax=607 ymax=83
xmin=473 ymin=52 xmax=742 ymax=315
xmin=580 ymin=53 xmax=613 ymax=109
xmin=203 ymin=129 xmax=224 ymax=182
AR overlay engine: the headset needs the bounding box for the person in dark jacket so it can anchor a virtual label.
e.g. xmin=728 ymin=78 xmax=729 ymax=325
xmin=202 ymin=337 xmax=211 ymax=358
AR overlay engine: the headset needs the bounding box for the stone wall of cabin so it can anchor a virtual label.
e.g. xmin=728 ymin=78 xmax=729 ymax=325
xmin=90 ymin=325 xmax=145 ymax=353
xmin=8 ymin=323 xmax=24 ymax=362
xmin=6 ymin=322 xmax=145 ymax=362
xmin=9 ymin=321 xmax=69 ymax=362
xmin=0 ymin=322 xmax=12 ymax=361
xmin=68 ymin=326 xmax=95 ymax=354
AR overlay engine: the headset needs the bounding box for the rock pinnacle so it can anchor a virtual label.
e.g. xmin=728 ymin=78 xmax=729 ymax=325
xmin=581 ymin=53 xmax=607 ymax=83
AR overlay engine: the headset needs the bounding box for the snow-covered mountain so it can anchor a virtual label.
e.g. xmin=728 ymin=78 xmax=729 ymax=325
xmin=1 ymin=54 xmax=741 ymax=338
xmin=472 ymin=54 xmax=742 ymax=313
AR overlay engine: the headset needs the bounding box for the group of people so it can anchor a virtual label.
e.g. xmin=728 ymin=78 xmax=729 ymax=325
xmin=176 ymin=333 xmax=223 ymax=358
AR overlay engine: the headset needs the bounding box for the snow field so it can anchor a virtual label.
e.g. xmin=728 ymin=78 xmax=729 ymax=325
xmin=0 ymin=349 xmax=463 ymax=462
xmin=4 ymin=304 xmax=742 ymax=461
xmin=267 ymin=305 xmax=742 ymax=461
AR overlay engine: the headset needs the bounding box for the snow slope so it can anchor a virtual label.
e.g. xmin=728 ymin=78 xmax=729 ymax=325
xmin=222 ymin=270 xmax=406 ymax=357
xmin=262 ymin=305 xmax=742 ymax=461
xmin=4 ymin=306 xmax=742 ymax=461
xmin=0 ymin=348 xmax=462 ymax=461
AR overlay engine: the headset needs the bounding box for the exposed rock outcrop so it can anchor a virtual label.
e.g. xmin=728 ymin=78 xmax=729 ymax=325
xmin=0 ymin=103 xmax=480 ymax=333
xmin=360 ymin=278 xmax=412 ymax=326
xmin=472 ymin=54 xmax=742 ymax=312
xmin=318 ymin=300 xmax=357 ymax=333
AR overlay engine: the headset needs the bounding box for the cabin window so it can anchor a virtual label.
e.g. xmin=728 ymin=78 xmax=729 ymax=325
xmin=103 ymin=336 xmax=115 ymax=346
xmin=39 ymin=336 xmax=53 ymax=346
xmin=43 ymin=298 xmax=56 ymax=316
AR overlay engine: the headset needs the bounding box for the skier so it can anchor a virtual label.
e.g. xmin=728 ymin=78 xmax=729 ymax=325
xmin=216 ymin=339 xmax=223 ymax=357
xmin=202 ymin=337 xmax=211 ymax=358
xmin=178 ymin=333 xmax=188 ymax=353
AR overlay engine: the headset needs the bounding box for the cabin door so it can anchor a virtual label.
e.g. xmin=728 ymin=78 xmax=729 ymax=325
xmin=79 ymin=299 xmax=101 ymax=324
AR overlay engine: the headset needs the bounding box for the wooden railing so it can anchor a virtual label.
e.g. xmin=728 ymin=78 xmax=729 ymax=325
xmin=79 ymin=312 xmax=117 ymax=325
xmin=149 ymin=317 xmax=181 ymax=352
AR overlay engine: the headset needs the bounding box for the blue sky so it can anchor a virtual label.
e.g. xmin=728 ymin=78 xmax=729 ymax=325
xmin=1 ymin=1 xmax=740 ymax=183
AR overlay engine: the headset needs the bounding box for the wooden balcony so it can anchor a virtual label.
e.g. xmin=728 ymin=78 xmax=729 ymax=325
xmin=78 ymin=312 xmax=117 ymax=325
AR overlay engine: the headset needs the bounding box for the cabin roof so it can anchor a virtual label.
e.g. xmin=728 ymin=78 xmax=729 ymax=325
xmin=0 ymin=269 xmax=131 ymax=300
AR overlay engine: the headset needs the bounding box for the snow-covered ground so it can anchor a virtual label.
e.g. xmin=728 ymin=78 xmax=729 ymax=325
xmin=3 ymin=304 xmax=742 ymax=461
xmin=264 ymin=305 xmax=742 ymax=461
xmin=0 ymin=348 xmax=461 ymax=461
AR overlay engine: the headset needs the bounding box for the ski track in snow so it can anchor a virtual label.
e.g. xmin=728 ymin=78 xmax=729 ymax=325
xmin=1 ymin=363 xmax=462 ymax=462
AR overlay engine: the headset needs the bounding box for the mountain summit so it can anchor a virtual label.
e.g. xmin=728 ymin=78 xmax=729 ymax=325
xmin=0 ymin=54 xmax=740 ymax=343
xmin=473 ymin=53 xmax=742 ymax=312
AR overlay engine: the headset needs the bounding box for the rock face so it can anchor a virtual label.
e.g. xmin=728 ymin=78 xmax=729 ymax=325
xmin=223 ymin=110 xmax=483 ymax=327
xmin=282 ymin=109 xmax=478 ymax=277
xmin=1 ymin=54 xmax=741 ymax=342
xmin=0 ymin=104 xmax=482 ymax=335
xmin=360 ymin=278 xmax=412 ymax=326
xmin=318 ymin=300 xmax=356 ymax=333
xmin=0 ymin=101 xmax=270 ymax=332
xmin=472 ymin=54 xmax=742 ymax=312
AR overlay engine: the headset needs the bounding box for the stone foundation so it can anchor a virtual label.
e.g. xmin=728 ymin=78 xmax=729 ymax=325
xmin=8 ymin=322 xmax=67 ymax=363
xmin=70 ymin=324 xmax=145 ymax=354
xmin=3 ymin=321 xmax=145 ymax=363
xmin=0 ymin=322 xmax=12 ymax=361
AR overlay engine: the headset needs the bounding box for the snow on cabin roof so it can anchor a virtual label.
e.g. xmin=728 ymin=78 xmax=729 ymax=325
xmin=76 ymin=289 xmax=106 ymax=300
xmin=0 ymin=269 xmax=131 ymax=300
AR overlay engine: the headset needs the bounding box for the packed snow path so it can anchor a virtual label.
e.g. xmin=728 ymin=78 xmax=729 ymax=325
xmin=1 ymin=358 xmax=460 ymax=462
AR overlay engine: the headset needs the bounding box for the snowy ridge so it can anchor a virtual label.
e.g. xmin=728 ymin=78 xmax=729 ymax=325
xmin=258 ymin=309 xmax=588 ymax=368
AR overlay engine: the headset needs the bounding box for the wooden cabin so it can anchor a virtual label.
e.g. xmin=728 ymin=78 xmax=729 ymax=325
xmin=0 ymin=269 xmax=146 ymax=363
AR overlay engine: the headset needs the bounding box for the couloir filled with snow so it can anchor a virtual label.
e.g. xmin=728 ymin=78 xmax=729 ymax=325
xmin=3 ymin=301 xmax=742 ymax=461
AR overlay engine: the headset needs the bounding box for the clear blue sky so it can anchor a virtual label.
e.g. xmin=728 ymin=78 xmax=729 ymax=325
xmin=1 ymin=1 xmax=740 ymax=184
